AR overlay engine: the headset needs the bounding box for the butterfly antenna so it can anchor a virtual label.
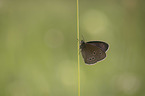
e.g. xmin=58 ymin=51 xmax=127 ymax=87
xmin=81 ymin=33 xmax=85 ymax=41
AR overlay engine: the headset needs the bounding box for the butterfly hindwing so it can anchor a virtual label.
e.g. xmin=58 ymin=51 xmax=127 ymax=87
xmin=81 ymin=43 xmax=106 ymax=64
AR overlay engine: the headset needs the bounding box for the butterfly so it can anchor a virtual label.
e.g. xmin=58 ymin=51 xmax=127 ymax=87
xmin=80 ymin=40 xmax=109 ymax=65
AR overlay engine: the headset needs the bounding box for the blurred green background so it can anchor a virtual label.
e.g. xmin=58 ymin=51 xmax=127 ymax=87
xmin=0 ymin=0 xmax=145 ymax=96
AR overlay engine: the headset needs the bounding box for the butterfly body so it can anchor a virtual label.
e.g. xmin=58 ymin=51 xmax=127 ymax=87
xmin=80 ymin=40 xmax=109 ymax=65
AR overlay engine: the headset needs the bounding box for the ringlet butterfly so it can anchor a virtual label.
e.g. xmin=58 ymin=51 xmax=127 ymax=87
xmin=80 ymin=40 xmax=109 ymax=65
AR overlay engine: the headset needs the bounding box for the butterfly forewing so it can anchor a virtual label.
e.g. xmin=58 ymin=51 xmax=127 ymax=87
xmin=87 ymin=41 xmax=109 ymax=52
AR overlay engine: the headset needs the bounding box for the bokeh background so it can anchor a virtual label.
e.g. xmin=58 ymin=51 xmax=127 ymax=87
xmin=0 ymin=0 xmax=145 ymax=96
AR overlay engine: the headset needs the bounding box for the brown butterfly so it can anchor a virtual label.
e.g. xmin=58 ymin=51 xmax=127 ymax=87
xmin=80 ymin=40 xmax=109 ymax=65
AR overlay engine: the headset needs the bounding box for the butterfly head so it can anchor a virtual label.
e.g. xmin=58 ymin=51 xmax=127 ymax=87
xmin=80 ymin=40 xmax=85 ymax=49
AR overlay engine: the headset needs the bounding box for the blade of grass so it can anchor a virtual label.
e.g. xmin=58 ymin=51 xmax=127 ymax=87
xmin=77 ymin=0 xmax=80 ymax=96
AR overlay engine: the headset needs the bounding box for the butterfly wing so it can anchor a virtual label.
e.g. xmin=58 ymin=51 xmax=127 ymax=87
xmin=81 ymin=43 xmax=106 ymax=64
xmin=87 ymin=41 xmax=109 ymax=52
